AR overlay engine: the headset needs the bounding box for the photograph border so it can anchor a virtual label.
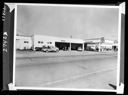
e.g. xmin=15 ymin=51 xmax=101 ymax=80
xmin=12 ymin=3 xmax=123 ymax=93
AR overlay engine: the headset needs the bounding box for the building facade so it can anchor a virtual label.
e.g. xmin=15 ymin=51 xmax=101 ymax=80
xmin=32 ymin=35 xmax=85 ymax=51
xmin=16 ymin=35 xmax=117 ymax=52
xmin=84 ymin=38 xmax=116 ymax=52
xmin=16 ymin=35 xmax=32 ymax=50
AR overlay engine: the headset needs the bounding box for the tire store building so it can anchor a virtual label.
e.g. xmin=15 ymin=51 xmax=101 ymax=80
xmin=16 ymin=35 xmax=117 ymax=52
xmin=32 ymin=35 xmax=85 ymax=51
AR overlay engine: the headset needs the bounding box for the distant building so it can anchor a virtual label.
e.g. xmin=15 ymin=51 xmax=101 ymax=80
xmin=100 ymin=39 xmax=114 ymax=51
xmin=16 ymin=35 xmax=32 ymax=50
xmin=84 ymin=38 xmax=117 ymax=52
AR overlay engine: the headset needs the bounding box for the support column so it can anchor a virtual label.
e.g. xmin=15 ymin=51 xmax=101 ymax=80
xmin=69 ymin=43 xmax=71 ymax=51
xmin=99 ymin=42 xmax=101 ymax=52
xmin=33 ymin=43 xmax=35 ymax=51
xmin=83 ymin=43 xmax=84 ymax=51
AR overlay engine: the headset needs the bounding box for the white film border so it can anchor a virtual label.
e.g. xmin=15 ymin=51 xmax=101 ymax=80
xmin=5 ymin=2 xmax=125 ymax=94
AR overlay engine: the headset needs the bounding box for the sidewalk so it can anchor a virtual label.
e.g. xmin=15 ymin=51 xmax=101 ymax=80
xmin=16 ymin=50 xmax=117 ymax=58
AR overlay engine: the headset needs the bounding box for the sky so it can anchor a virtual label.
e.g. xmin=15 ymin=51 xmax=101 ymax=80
xmin=17 ymin=4 xmax=119 ymax=40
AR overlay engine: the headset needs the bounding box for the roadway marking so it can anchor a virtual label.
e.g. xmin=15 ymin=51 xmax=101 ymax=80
xmin=43 ymin=67 xmax=117 ymax=86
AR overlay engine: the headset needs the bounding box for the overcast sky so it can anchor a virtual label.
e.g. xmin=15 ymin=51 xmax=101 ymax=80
xmin=17 ymin=5 xmax=119 ymax=40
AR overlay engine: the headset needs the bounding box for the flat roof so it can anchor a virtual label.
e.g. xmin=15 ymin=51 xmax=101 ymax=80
xmin=34 ymin=34 xmax=85 ymax=43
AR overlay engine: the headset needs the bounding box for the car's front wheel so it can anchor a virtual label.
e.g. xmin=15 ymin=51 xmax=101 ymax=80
xmin=45 ymin=50 xmax=48 ymax=53
xmin=56 ymin=50 xmax=59 ymax=52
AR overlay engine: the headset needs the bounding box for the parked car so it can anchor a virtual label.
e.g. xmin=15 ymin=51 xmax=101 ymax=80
xmin=35 ymin=47 xmax=42 ymax=51
xmin=42 ymin=46 xmax=59 ymax=52
xmin=77 ymin=47 xmax=82 ymax=51
xmin=86 ymin=46 xmax=95 ymax=51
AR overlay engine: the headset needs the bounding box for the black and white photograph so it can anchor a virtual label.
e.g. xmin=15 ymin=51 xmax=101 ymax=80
xmin=8 ymin=3 xmax=124 ymax=92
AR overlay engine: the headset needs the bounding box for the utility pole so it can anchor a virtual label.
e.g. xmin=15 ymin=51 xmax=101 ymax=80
xmin=83 ymin=43 xmax=84 ymax=51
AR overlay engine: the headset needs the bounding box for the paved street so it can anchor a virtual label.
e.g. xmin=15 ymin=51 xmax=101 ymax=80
xmin=15 ymin=51 xmax=117 ymax=90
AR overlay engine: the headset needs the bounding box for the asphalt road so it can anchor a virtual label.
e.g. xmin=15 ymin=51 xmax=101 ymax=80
xmin=15 ymin=51 xmax=117 ymax=90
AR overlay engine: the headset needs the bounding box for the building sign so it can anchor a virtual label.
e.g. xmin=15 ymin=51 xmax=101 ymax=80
xmin=87 ymin=43 xmax=96 ymax=47
xmin=61 ymin=40 xmax=65 ymax=42
xmin=100 ymin=37 xmax=105 ymax=43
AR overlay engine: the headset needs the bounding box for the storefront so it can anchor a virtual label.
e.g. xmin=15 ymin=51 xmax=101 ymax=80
xmin=33 ymin=35 xmax=84 ymax=51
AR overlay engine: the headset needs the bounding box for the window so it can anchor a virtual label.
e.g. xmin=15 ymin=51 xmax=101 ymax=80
xmin=47 ymin=46 xmax=50 ymax=49
xmin=47 ymin=42 xmax=52 ymax=44
xmin=38 ymin=41 xmax=43 ymax=44
xmin=24 ymin=41 xmax=29 ymax=43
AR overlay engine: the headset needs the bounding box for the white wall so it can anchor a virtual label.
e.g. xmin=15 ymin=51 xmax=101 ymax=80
xmin=16 ymin=36 xmax=32 ymax=50
xmin=17 ymin=35 xmax=116 ymax=51
xmin=100 ymin=43 xmax=113 ymax=49
xmin=33 ymin=35 xmax=56 ymax=50
xmin=33 ymin=35 xmax=85 ymax=50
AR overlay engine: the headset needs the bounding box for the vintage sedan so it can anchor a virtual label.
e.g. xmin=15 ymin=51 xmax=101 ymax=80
xmin=42 ymin=46 xmax=59 ymax=52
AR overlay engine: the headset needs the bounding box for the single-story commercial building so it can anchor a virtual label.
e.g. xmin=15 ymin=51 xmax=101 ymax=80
xmin=16 ymin=35 xmax=118 ymax=52
xmin=32 ymin=34 xmax=85 ymax=51
xmin=84 ymin=38 xmax=116 ymax=52
xmin=100 ymin=39 xmax=115 ymax=51
xmin=16 ymin=35 xmax=33 ymax=50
